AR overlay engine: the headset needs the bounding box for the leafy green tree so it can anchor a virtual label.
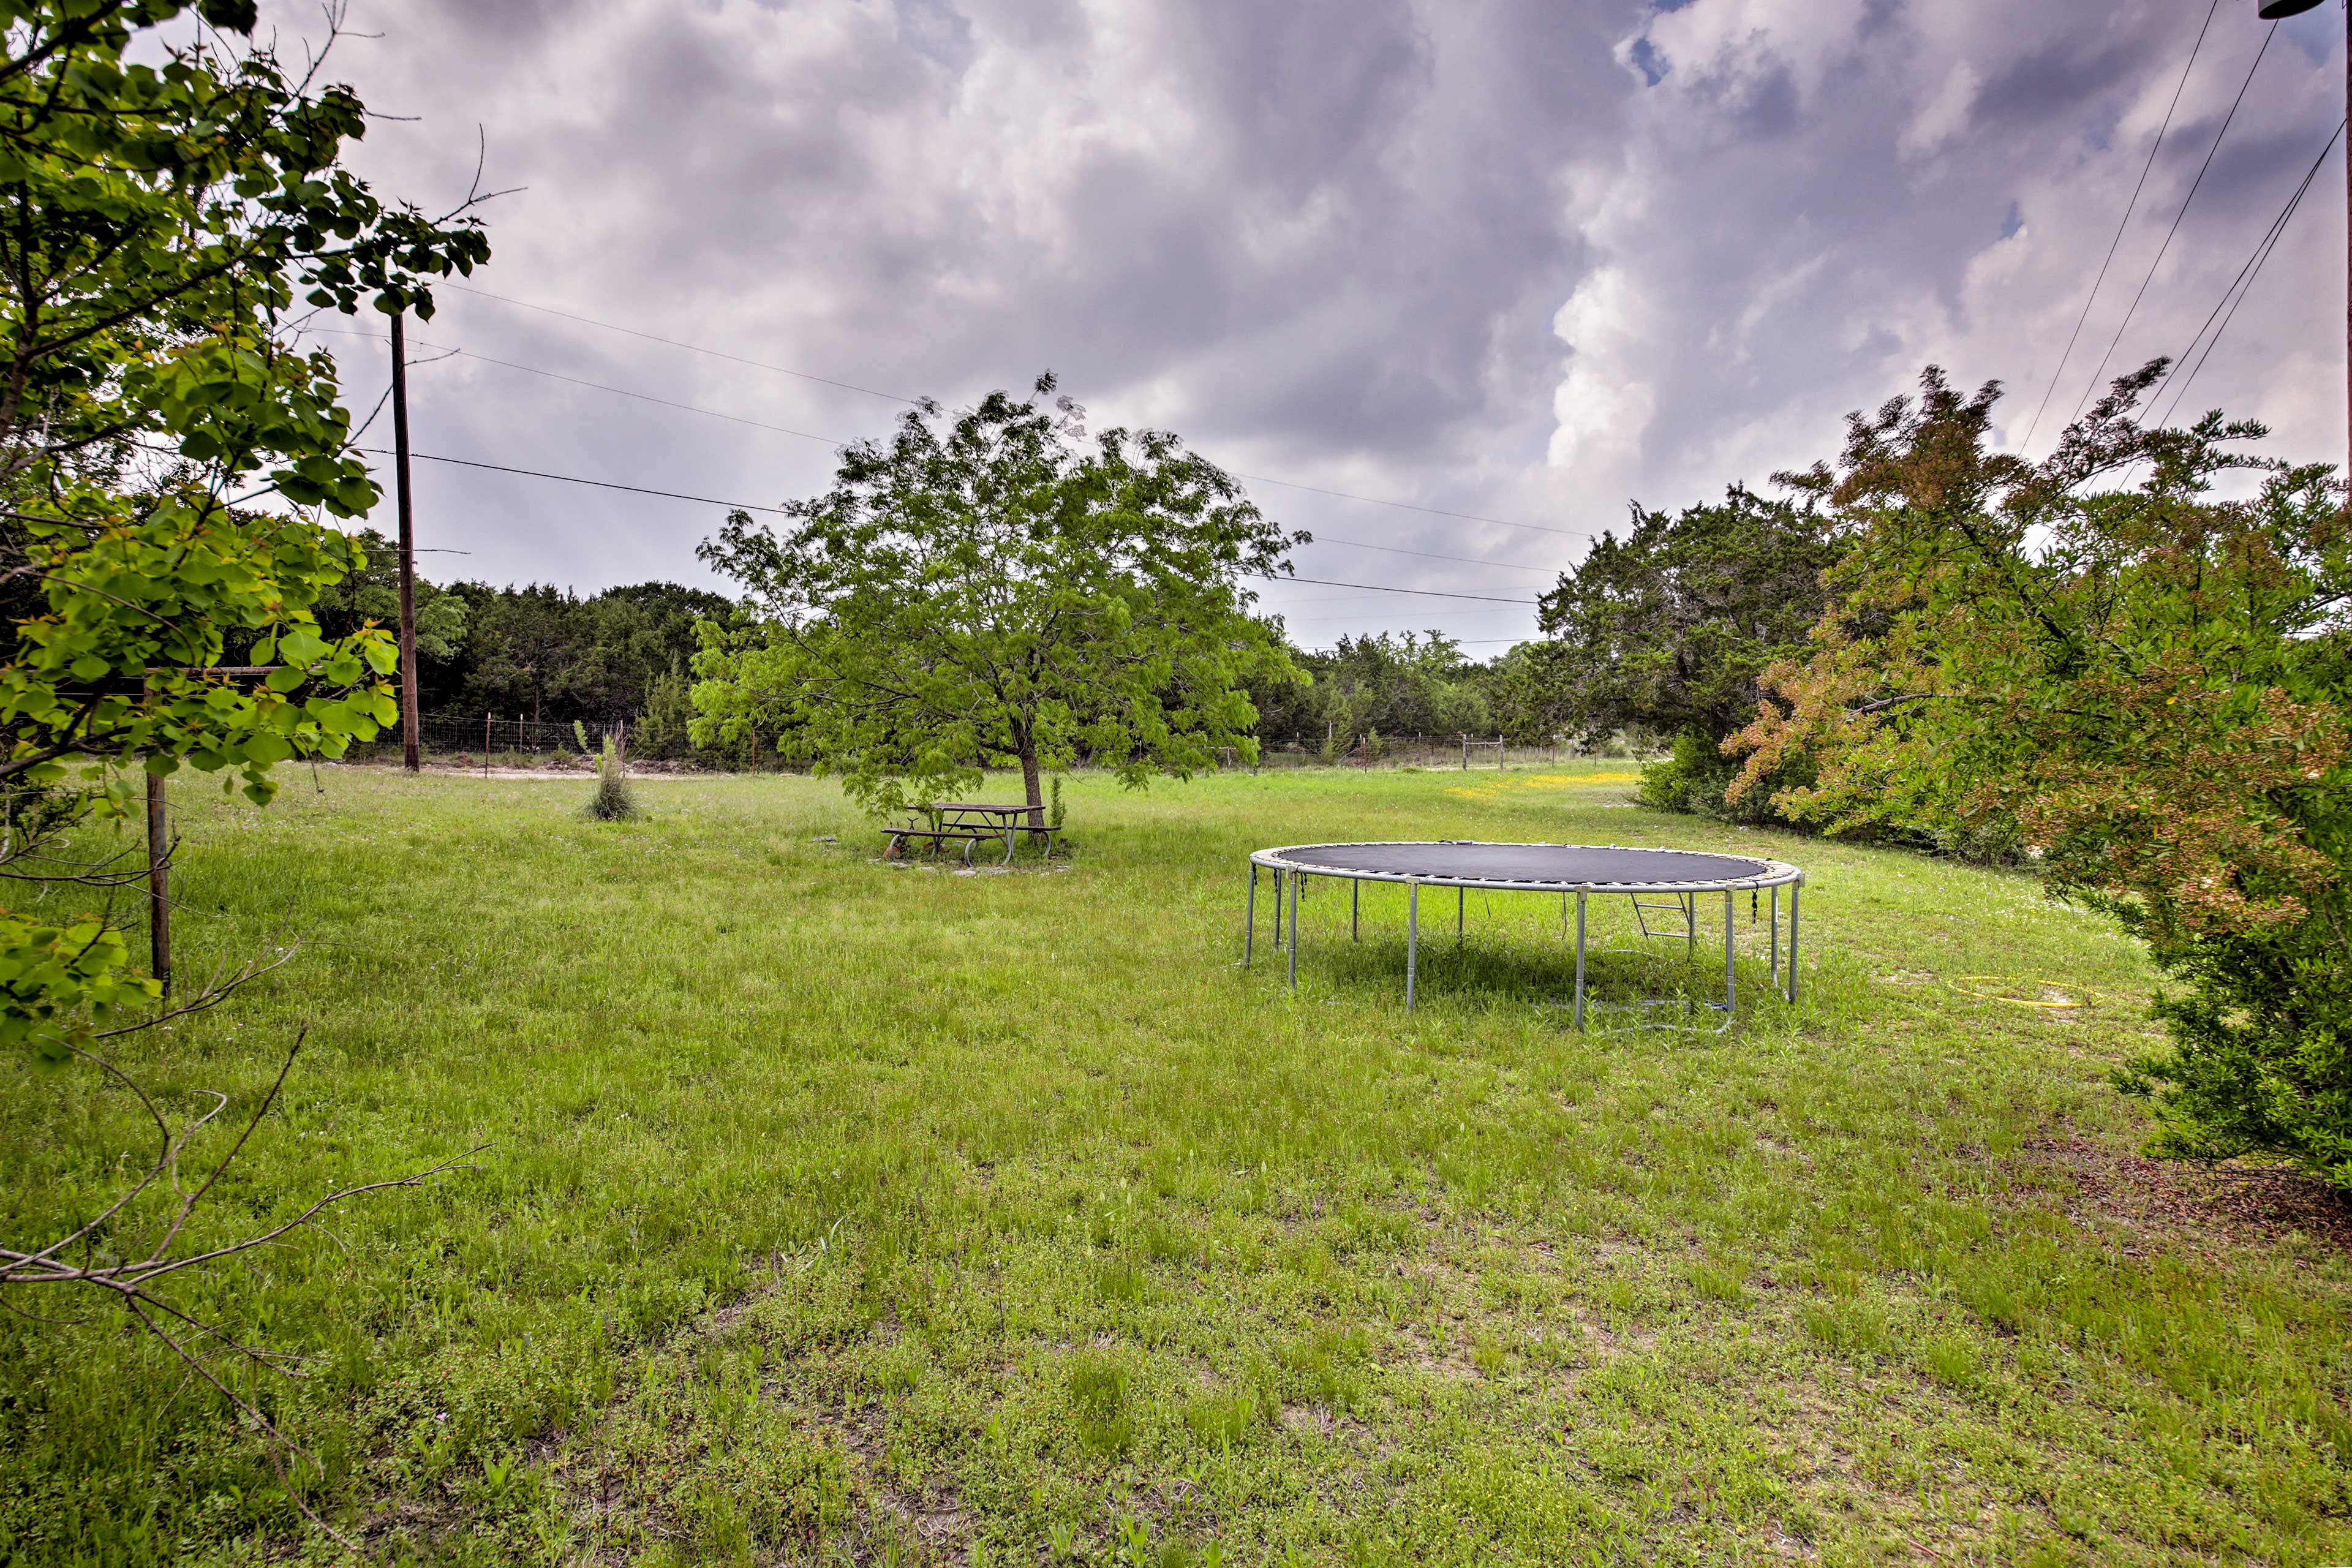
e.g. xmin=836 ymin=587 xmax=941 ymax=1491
xmin=633 ymin=655 xmax=698 ymax=761
xmin=0 ymin=0 xmax=487 ymax=1061
xmin=1319 ymin=631 xmax=1490 ymax=743
xmin=1242 ymin=630 xmax=1499 ymax=752
xmin=694 ymin=375 xmax=1298 ymax=822
xmin=0 ymin=0 xmax=491 ymax=1518
xmin=1504 ymin=483 xmax=1840 ymax=819
xmin=1731 ymin=364 xmax=2352 ymax=1185
xmin=311 ymin=525 xmax=469 ymax=658
xmin=446 ymin=579 xmax=732 ymax=724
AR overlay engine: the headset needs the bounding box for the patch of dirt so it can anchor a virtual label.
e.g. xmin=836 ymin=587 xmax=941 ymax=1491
xmin=1278 ymin=1403 xmax=1333 ymax=1435
xmin=2018 ymin=1133 xmax=2352 ymax=1257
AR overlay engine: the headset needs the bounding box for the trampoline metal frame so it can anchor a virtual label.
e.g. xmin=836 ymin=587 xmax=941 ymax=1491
xmin=1240 ymin=841 xmax=1804 ymax=1027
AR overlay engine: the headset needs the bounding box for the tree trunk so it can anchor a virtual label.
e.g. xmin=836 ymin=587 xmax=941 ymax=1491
xmin=1020 ymin=740 xmax=1044 ymax=829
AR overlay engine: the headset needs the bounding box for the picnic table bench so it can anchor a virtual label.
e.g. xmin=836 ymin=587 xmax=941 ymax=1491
xmin=883 ymin=802 xmax=1060 ymax=865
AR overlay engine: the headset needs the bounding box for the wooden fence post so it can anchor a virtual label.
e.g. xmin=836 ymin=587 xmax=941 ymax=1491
xmin=145 ymin=768 xmax=170 ymax=999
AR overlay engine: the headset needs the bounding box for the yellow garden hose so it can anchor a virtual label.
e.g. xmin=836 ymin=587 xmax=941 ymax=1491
xmin=1945 ymin=975 xmax=2095 ymax=1010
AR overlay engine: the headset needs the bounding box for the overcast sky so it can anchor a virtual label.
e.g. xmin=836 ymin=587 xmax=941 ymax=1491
xmin=271 ymin=0 xmax=2349 ymax=652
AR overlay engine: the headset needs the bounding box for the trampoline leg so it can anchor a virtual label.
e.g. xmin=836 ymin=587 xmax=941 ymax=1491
xmin=1406 ymin=881 xmax=1419 ymax=1011
xmin=1770 ymin=885 xmax=1779 ymax=989
xmin=1243 ymin=863 xmax=1256 ymax=969
xmin=1574 ymin=890 xmax=1586 ymax=1030
xmin=1457 ymin=886 xmax=1464 ymax=947
xmin=1272 ymin=870 xmax=1283 ymax=949
xmin=1287 ymin=870 xmax=1300 ymax=993
xmin=1351 ymin=878 xmax=1359 ymax=942
xmin=1787 ymin=883 xmax=1800 ymax=1005
xmin=1724 ymin=890 xmax=1735 ymax=1019
xmin=1684 ymin=891 xmax=1695 ymax=962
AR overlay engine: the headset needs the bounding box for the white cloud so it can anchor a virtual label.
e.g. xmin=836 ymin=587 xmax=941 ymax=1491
xmin=240 ymin=0 xmax=2346 ymax=648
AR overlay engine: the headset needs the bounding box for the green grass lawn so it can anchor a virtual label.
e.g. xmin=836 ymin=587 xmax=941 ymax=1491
xmin=2 ymin=763 xmax=2347 ymax=1566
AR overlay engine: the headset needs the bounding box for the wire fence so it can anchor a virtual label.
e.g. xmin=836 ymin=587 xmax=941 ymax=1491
xmin=346 ymin=718 xmax=1615 ymax=775
xmin=343 ymin=713 xmax=629 ymax=767
xmin=1241 ymin=734 xmax=1600 ymax=772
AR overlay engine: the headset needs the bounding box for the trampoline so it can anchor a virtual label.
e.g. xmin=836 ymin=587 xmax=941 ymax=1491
xmin=1242 ymin=841 xmax=1804 ymax=1027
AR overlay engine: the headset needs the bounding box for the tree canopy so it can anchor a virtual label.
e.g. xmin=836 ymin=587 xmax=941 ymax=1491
xmin=693 ymin=376 xmax=1298 ymax=820
xmin=1732 ymin=364 xmax=2352 ymax=1184
xmin=1247 ymin=630 xmax=1495 ymax=753
xmin=0 ymin=0 xmax=488 ymax=1059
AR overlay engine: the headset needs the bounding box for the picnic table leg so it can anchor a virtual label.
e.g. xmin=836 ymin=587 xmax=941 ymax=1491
xmin=1001 ymin=826 xmax=1016 ymax=865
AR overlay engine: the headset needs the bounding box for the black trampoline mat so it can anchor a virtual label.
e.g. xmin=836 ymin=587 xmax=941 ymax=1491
xmin=1270 ymin=842 xmax=1776 ymax=886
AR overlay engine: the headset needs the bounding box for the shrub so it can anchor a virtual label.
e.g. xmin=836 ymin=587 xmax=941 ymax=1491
xmin=1732 ymin=363 xmax=2352 ymax=1186
xmin=589 ymin=735 xmax=636 ymax=821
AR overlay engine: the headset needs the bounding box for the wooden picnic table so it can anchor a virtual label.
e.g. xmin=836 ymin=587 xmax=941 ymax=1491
xmin=884 ymin=802 xmax=1059 ymax=864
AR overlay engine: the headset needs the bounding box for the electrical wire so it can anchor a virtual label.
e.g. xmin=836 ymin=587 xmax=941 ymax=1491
xmin=2154 ymin=115 xmax=2333 ymax=430
xmin=433 ymin=282 xmax=1580 ymax=540
xmin=2149 ymin=116 xmax=2344 ymax=429
xmin=1303 ymin=537 xmax=1559 ymax=573
xmin=355 ymin=447 xmax=794 ymax=514
xmin=2062 ymin=17 xmax=2275 ymax=434
xmin=326 ymin=325 xmax=1567 ymax=576
xmin=354 ymin=447 xmax=1540 ymax=605
xmin=441 ymin=281 xmax=920 ymax=404
xmin=2017 ymin=0 xmax=2220 ymax=455
xmin=309 ymin=327 xmax=851 ymax=447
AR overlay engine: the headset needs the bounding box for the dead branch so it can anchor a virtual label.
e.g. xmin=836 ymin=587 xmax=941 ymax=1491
xmin=1 ymin=1028 xmax=483 ymax=1531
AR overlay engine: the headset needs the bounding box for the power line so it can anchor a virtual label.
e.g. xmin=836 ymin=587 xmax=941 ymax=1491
xmin=355 ymin=447 xmax=1538 ymax=605
xmin=311 ymin=327 xmax=851 ymax=448
xmin=2063 ymin=18 xmax=2274 ymax=434
xmin=329 ymin=325 xmax=1564 ymax=576
xmin=436 ymin=282 xmax=1581 ymax=540
xmin=356 ymin=447 xmax=794 ymax=514
xmin=1218 ymin=472 xmax=1579 ymax=538
xmin=2018 ymin=0 xmax=2219 ymax=453
xmin=442 ymin=282 xmax=920 ymax=404
xmin=2153 ymin=116 xmax=2344 ymax=428
xmin=1298 ymin=535 xmax=1557 ymax=574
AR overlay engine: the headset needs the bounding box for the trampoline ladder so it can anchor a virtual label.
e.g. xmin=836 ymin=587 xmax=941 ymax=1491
xmin=1629 ymin=892 xmax=1697 ymax=948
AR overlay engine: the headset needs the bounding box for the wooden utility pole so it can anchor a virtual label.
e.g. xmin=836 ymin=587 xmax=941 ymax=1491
xmin=390 ymin=311 xmax=421 ymax=772
xmin=145 ymin=770 xmax=170 ymax=998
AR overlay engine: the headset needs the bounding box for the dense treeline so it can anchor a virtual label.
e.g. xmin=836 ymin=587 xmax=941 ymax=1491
xmin=358 ymin=530 xmax=1552 ymax=763
xmin=1493 ymin=484 xmax=1842 ymax=826
xmin=320 ymin=530 xmax=734 ymax=748
xmin=1246 ymin=631 xmax=1515 ymax=753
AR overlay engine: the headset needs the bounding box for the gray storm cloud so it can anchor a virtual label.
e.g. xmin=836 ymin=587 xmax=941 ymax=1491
xmin=267 ymin=0 xmax=2344 ymax=649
